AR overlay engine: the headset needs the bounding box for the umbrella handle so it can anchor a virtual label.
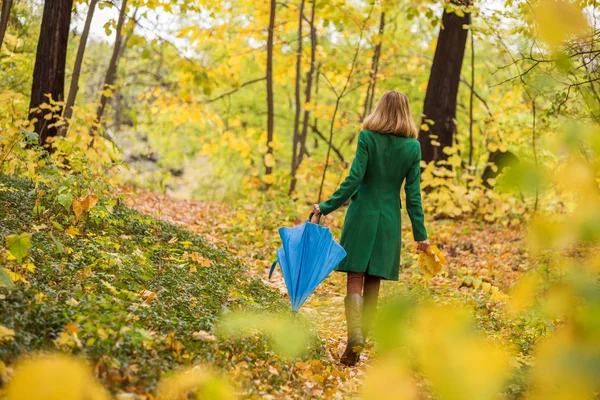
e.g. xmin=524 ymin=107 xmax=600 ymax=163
xmin=308 ymin=212 xmax=321 ymax=225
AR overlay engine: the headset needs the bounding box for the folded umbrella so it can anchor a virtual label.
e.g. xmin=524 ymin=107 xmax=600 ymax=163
xmin=269 ymin=213 xmax=347 ymax=312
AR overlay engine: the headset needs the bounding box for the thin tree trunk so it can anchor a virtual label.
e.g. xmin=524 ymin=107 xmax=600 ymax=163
xmin=94 ymin=0 xmax=128 ymax=133
xmin=419 ymin=2 xmax=471 ymax=163
xmin=0 ymin=0 xmax=13 ymax=49
xmin=290 ymin=0 xmax=317 ymax=194
xmin=28 ymin=0 xmax=74 ymax=146
xmin=468 ymin=29 xmax=475 ymax=167
xmin=289 ymin=0 xmax=305 ymax=195
xmin=362 ymin=11 xmax=385 ymax=121
xmin=313 ymin=66 xmax=320 ymax=150
xmin=64 ymin=0 xmax=98 ymax=125
xmin=317 ymin=6 xmax=374 ymax=202
xmin=531 ymin=99 xmax=538 ymax=214
xmin=265 ymin=0 xmax=276 ymax=178
xmin=298 ymin=0 xmax=316 ymax=162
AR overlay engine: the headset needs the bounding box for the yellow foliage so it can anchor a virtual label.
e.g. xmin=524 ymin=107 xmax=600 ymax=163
xmin=362 ymin=357 xmax=418 ymax=400
xmin=507 ymin=273 xmax=541 ymax=316
xmin=418 ymin=245 xmax=446 ymax=278
xmin=5 ymin=354 xmax=109 ymax=400
xmin=527 ymin=327 xmax=596 ymax=399
xmin=534 ymin=0 xmax=589 ymax=47
xmin=409 ymin=306 xmax=511 ymax=400
xmin=155 ymin=366 xmax=234 ymax=400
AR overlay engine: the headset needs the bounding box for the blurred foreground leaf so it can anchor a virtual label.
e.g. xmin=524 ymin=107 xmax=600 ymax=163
xmin=218 ymin=311 xmax=310 ymax=358
xmin=5 ymin=354 xmax=109 ymax=400
xmin=370 ymin=299 xmax=511 ymax=400
xmin=534 ymin=0 xmax=589 ymax=47
xmin=156 ymin=366 xmax=235 ymax=400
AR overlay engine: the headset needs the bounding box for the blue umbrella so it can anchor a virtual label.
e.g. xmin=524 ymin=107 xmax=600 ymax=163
xmin=269 ymin=213 xmax=347 ymax=311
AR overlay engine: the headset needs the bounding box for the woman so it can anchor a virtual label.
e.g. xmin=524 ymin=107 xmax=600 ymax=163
xmin=312 ymin=90 xmax=430 ymax=366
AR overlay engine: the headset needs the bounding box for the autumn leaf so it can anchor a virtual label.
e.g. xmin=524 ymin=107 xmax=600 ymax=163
xmin=262 ymin=174 xmax=276 ymax=184
xmin=0 ymin=268 xmax=15 ymax=289
xmin=72 ymin=194 xmax=99 ymax=220
xmin=65 ymin=323 xmax=80 ymax=335
xmin=5 ymin=233 xmax=32 ymax=262
xmin=192 ymin=331 xmax=217 ymax=341
xmin=188 ymin=252 xmax=212 ymax=267
xmin=141 ymin=290 xmax=156 ymax=303
xmin=65 ymin=226 xmax=79 ymax=236
xmin=22 ymin=262 xmax=36 ymax=273
xmin=264 ymin=153 xmax=275 ymax=168
xmin=0 ymin=325 xmax=15 ymax=342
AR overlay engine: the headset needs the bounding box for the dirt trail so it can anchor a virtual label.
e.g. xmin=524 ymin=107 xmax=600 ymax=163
xmin=117 ymin=187 xmax=370 ymax=393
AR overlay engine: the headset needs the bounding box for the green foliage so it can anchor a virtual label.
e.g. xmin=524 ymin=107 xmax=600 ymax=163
xmin=0 ymin=174 xmax=294 ymax=394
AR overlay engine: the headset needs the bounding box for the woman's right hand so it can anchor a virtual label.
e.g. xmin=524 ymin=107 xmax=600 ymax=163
xmin=312 ymin=204 xmax=321 ymax=216
xmin=416 ymin=240 xmax=430 ymax=253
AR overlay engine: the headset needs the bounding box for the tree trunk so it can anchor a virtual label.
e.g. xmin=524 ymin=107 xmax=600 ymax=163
xmin=313 ymin=67 xmax=320 ymax=150
xmin=95 ymin=0 xmax=128 ymax=130
xmin=298 ymin=0 xmax=316 ymax=163
xmin=289 ymin=0 xmax=305 ymax=194
xmin=64 ymin=0 xmax=98 ymax=123
xmin=28 ymin=0 xmax=74 ymax=146
xmin=468 ymin=29 xmax=475 ymax=167
xmin=0 ymin=0 xmax=13 ymax=49
xmin=362 ymin=11 xmax=385 ymax=120
xmin=419 ymin=3 xmax=471 ymax=163
xmin=265 ymin=0 xmax=275 ymax=177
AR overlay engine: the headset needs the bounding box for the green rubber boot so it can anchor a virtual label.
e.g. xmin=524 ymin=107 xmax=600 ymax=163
xmin=340 ymin=294 xmax=364 ymax=366
xmin=362 ymin=300 xmax=376 ymax=340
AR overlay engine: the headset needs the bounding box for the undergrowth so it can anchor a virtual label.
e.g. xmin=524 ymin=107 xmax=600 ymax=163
xmin=0 ymin=174 xmax=323 ymax=395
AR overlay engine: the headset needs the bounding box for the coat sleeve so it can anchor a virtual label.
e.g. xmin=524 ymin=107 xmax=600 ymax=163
xmin=405 ymin=143 xmax=428 ymax=241
xmin=319 ymin=131 xmax=368 ymax=216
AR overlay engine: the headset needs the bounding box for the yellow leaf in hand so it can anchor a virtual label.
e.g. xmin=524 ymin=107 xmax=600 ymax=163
xmin=418 ymin=245 xmax=447 ymax=278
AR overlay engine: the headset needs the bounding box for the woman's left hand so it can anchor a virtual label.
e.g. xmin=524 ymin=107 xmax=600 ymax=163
xmin=416 ymin=240 xmax=430 ymax=253
xmin=312 ymin=204 xmax=321 ymax=216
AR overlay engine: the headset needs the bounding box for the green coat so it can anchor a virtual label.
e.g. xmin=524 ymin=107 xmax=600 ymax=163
xmin=319 ymin=129 xmax=427 ymax=280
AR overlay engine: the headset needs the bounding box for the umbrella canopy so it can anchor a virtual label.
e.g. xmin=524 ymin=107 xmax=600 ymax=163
xmin=269 ymin=213 xmax=346 ymax=311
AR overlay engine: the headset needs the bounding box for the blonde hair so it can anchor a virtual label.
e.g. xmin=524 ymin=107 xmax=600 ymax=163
xmin=362 ymin=90 xmax=418 ymax=139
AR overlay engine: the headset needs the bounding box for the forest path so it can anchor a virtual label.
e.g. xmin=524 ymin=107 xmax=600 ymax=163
xmin=117 ymin=186 xmax=527 ymax=397
xmin=117 ymin=186 xmax=369 ymax=395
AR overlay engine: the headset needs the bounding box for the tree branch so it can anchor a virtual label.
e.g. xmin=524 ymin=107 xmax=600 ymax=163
xmin=201 ymin=77 xmax=266 ymax=104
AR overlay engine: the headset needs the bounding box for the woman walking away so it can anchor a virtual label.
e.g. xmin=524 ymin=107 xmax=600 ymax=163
xmin=312 ymin=90 xmax=430 ymax=366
